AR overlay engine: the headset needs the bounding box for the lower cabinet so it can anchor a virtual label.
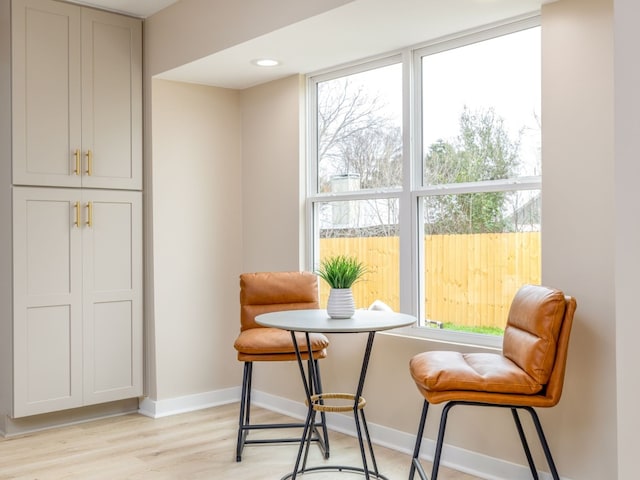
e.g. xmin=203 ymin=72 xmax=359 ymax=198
xmin=12 ymin=187 xmax=142 ymax=418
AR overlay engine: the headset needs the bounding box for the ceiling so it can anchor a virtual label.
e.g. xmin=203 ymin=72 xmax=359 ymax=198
xmin=71 ymin=0 xmax=552 ymax=90
xmin=66 ymin=0 xmax=178 ymax=17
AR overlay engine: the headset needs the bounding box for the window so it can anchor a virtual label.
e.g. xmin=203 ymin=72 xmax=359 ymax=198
xmin=310 ymin=59 xmax=403 ymax=311
xmin=308 ymin=19 xmax=541 ymax=343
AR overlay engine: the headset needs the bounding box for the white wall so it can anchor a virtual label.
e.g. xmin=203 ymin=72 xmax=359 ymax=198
xmin=230 ymin=3 xmax=620 ymax=479
xmin=145 ymin=0 xmax=354 ymax=77
xmin=541 ymin=0 xmax=617 ymax=478
xmin=150 ymin=79 xmax=243 ymax=401
xmin=143 ymin=0 xmax=359 ymax=410
xmin=143 ymin=0 xmax=633 ymax=478
xmin=0 ymin=0 xmax=13 ymax=427
xmin=613 ymin=0 xmax=640 ymax=477
xmin=240 ymin=75 xmax=306 ymax=273
xmin=148 ymin=74 xmax=309 ymax=404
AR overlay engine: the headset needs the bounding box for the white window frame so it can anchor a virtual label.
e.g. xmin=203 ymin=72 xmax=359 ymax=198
xmin=306 ymin=15 xmax=541 ymax=349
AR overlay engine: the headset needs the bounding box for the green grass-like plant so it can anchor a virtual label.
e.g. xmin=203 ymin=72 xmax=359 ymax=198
xmin=316 ymin=255 xmax=367 ymax=289
xmin=442 ymin=323 xmax=504 ymax=336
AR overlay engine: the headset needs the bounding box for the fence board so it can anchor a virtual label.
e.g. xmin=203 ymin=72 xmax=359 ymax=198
xmin=319 ymin=232 xmax=540 ymax=329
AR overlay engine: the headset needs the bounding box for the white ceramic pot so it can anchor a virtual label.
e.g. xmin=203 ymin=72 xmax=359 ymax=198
xmin=327 ymin=288 xmax=355 ymax=319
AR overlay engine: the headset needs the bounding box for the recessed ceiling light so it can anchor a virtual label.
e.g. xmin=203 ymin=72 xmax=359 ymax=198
xmin=251 ymin=58 xmax=281 ymax=67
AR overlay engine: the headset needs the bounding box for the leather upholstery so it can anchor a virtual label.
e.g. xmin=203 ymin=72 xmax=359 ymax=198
xmin=502 ymin=285 xmax=566 ymax=385
xmin=410 ymin=351 xmax=542 ymax=395
xmin=234 ymin=271 xmax=329 ymax=362
xmin=235 ymin=328 xmax=328 ymax=362
xmin=240 ymin=271 xmax=320 ymax=331
xmin=410 ymin=285 xmax=577 ymax=407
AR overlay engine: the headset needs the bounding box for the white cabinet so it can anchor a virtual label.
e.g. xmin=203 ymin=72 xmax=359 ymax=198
xmin=12 ymin=187 xmax=142 ymax=417
xmin=81 ymin=189 xmax=143 ymax=407
xmin=1 ymin=0 xmax=143 ymax=421
xmin=12 ymin=188 xmax=83 ymax=416
xmin=11 ymin=0 xmax=142 ymax=190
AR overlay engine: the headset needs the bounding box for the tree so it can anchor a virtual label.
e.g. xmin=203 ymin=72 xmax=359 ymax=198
xmin=340 ymin=124 xmax=402 ymax=189
xmin=424 ymin=106 xmax=522 ymax=234
xmin=317 ymin=77 xmax=403 ymax=238
xmin=317 ymin=78 xmax=402 ymax=192
xmin=316 ymin=79 xmax=524 ymax=237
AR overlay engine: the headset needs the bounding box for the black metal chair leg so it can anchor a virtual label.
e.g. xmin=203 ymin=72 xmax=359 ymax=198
xmin=430 ymin=402 xmax=454 ymax=480
xmin=245 ymin=362 xmax=253 ymax=424
xmin=512 ymin=408 xmax=539 ymax=479
xmin=409 ymin=400 xmax=429 ymax=480
xmin=409 ymin=401 xmax=562 ymax=480
xmin=237 ymin=356 xmax=330 ymax=463
xmin=525 ymin=406 xmax=560 ymax=480
xmin=236 ymin=362 xmax=252 ymax=462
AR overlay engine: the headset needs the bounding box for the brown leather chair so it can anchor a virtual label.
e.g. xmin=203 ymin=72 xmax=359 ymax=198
xmin=408 ymin=285 xmax=577 ymax=480
xmin=233 ymin=271 xmax=330 ymax=462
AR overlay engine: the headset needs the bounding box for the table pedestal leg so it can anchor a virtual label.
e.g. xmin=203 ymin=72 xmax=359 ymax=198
xmin=285 ymin=331 xmax=390 ymax=480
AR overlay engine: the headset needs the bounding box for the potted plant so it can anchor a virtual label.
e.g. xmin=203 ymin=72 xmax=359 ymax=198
xmin=316 ymin=255 xmax=367 ymax=318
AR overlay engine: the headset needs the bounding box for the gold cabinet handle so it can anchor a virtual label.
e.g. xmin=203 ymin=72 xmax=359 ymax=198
xmin=86 ymin=201 xmax=93 ymax=227
xmin=73 ymin=149 xmax=81 ymax=175
xmin=86 ymin=150 xmax=93 ymax=176
xmin=74 ymin=201 xmax=80 ymax=227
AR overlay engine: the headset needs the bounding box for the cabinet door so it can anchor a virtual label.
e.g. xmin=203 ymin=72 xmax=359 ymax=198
xmin=13 ymin=188 xmax=83 ymax=417
xmin=81 ymin=9 xmax=142 ymax=190
xmin=12 ymin=0 xmax=82 ymax=188
xmin=82 ymin=190 xmax=142 ymax=405
xmin=11 ymin=0 xmax=142 ymax=190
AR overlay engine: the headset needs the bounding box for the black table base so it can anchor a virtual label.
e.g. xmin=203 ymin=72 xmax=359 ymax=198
xmin=285 ymin=331 xmax=385 ymax=480
xmin=281 ymin=465 xmax=391 ymax=479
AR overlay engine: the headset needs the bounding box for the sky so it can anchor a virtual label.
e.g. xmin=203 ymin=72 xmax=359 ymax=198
xmin=335 ymin=26 xmax=541 ymax=178
xmin=422 ymin=27 xmax=541 ymax=176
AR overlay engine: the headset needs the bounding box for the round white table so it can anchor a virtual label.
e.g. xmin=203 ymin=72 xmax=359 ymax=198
xmin=256 ymin=309 xmax=416 ymax=480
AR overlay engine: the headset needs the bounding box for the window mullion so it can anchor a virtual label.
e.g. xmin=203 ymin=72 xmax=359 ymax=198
xmin=307 ymin=19 xmax=541 ymax=344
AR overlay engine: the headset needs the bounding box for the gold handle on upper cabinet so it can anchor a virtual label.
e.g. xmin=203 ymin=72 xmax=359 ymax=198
xmin=86 ymin=201 xmax=93 ymax=227
xmin=74 ymin=201 xmax=80 ymax=227
xmin=86 ymin=150 xmax=93 ymax=176
xmin=73 ymin=149 xmax=81 ymax=175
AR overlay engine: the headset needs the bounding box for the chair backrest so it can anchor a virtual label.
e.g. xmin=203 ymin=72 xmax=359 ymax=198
xmin=503 ymin=284 xmax=577 ymax=405
xmin=239 ymin=271 xmax=319 ymax=331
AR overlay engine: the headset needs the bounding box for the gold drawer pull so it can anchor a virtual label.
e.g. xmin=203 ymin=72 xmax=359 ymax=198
xmin=74 ymin=201 xmax=80 ymax=227
xmin=86 ymin=201 xmax=93 ymax=227
xmin=86 ymin=150 xmax=93 ymax=176
xmin=73 ymin=149 xmax=80 ymax=175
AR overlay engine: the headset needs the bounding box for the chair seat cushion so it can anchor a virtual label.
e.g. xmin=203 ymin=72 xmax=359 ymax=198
xmin=410 ymin=351 xmax=542 ymax=395
xmin=234 ymin=327 xmax=329 ymax=355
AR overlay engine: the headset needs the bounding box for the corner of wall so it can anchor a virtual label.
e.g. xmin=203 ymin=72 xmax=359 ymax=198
xmin=0 ymin=0 xmax=14 ymax=421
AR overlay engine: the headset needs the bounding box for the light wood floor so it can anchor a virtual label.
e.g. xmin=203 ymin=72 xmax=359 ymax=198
xmin=0 ymin=403 xmax=482 ymax=479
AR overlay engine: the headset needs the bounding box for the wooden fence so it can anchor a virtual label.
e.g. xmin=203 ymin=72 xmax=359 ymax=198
xmin=319 ymin=232 xmax=540 ymax=329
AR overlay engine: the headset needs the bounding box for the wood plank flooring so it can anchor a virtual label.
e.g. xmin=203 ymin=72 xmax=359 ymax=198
xmin=0 ymin=403 xmax=482 ymax=479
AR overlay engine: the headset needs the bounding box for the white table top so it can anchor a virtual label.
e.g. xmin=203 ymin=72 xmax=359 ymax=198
xmin=255 ymin=309 xmax=416 ymax=333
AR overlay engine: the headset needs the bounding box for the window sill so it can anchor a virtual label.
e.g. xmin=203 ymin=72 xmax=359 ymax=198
xmin=382 ymin=325 xmax=502 ymax=351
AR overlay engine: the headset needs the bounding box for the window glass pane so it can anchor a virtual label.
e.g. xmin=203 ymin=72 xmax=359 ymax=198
xmin=422 ymin=27 xmax=541 ymax=185
xmin=422 ymin=190 xmax=541 ymax=335
xmin=316 ymin=63 xmax=402 ymax=193
xmin=317 ymin=199 xmax=400 ymax=310
xmin=309 ymin=22 xmax=541 ymax=342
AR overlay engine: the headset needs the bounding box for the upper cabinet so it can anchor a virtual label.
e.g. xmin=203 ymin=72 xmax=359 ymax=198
xmin=11 ymin=0 xmax=142 ymax=190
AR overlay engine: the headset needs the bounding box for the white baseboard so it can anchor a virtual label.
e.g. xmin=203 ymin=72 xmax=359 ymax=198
xmin=138 ymin=387 xmax=240 ymax=418
xmin=139 ymin=388 xmax=568 ymax=480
